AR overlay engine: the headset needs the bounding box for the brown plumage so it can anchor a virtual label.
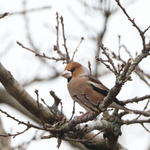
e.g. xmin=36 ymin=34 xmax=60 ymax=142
xmin=62 ymin=61 xmax=133 ymax=113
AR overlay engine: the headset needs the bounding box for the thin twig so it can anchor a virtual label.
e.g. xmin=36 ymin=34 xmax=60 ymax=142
xmin=124 ymin=95 xmax=150 ymax=104
xmin=88 ymin=61 xmax=92 ymax=74
xmin=123 ymin=118 xmax=150 ymax=125
xmin=53 ymin=12 xmax=65 ymax=59
xmin=134 ymin=99 xmax=150 ymax=120
xmin=56 ymin=12 xmax=60 ymax=51
xmin=135 ymin=67 xmax=150 ymax=87
xmin=0 ymin=127 xmax=30 ymax=138
xmin=60 ymin=16 xmax=70 ymax=62
xmin=17 ymin=41 xmax=65 ymax=61
xmin=73 ymin=93 xmax=99 ymax=112
xmin=102 ymin=46 xmax=118 ymax=75
xmin=0 ymin=12 xmax=9 ymax=19
xmin=35 ymin=90 xmax=47 ymax=129
xmin=141 ymin=123 xmax=150 ymax=133
xmin=41 ymin=98 xmax=60 ymax=120
xmin=9 ymin=6 xmax=51 ymax=16
xmin=0 ymin=109 xmax=46 ymax=131
xmin=69 ymin=101 xmax=76 ymax=121
xmin=115 ymin=0 xmax=150 ymax=49
xmin=95 ymin=56 xmax=116 ymax=74
xmin=72 ymin=37 xmax=84 ymax=61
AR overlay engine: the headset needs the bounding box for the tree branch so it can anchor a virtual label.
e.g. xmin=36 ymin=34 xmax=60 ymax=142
xmin=0 ymin=89 xmax=39 ymax=123
xmin=101 ymin=43 xmax=150 ymax=108
xmin=0 ymin=62 xmax=59 ymax=124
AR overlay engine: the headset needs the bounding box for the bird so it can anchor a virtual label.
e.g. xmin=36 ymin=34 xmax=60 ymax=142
xmin=62 ymin=61 xmax=133 ymax=114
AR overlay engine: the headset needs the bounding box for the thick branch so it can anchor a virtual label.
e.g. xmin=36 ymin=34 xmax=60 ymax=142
xmin=79 ymin=119 xmax=113 ymax=135
xmin=0 ymin=89 xmax=39 ymax=123
xmin=0 ymin=62 xmax=58 ymax=124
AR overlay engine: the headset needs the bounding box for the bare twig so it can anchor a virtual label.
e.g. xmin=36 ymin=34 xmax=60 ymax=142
xmin=123 ymin=118 xmax=150 ymax=125
xmin=73 ymin=93 xmax=99 ymax=112
xmin=56 ymin=12 xmax=60 ymax=51
xmin=53 ymin=12 xmax=65 ymax=59
xmin=124 ymin=95 xmax=150 ymax=104
xmin=71 ymin=37 xmax=84 ymax=61
xmin=135 ymin=67 xmax=150 ymax=87
xmin=115 ymin=0 xmax=150 ymax=49
xmin=0 ymin=12 xmax=9 ymax=19
xmin=35 ymin=89 xmax=40 ymax=111
xmin=60 ymin=16 xmax=70 ymax=62
xmin=112 ymin=38 xmax=150 ymax=87
xmin=9 ymin=6 xmax=51 ymax=16
xmin=96 ymin=45 xmax=119 ymax=75
xmin=100 ymin=43 xmax=150 ymax=109
xmin=0 ymin=126 xmax=30 ymax=138
xmin=121 ymin=45 xmax=134 ymax=60
xmin=95 ymin=56 xmax=116 ymax=74
xmin=35 ymin=90 xmax=48 ymax=129
xmin=88 ymin=61 xmax=92 ymax=73
xmin=141 ymin=123 xmax=150 ymax=133
xmin=133 ymin=99 xmax=150 ymax=120
xmin=13 ymin=131 xmax=43 ymax=150
xmin=17 ymin=41 xmax=65 ymax=61
xmin=0 ymin=109 xmax=46 ymax=131
xmin=40 ymin=98 xmax=60 ymax=120
xmin=69 ymin=101 xmax=76 ymax=121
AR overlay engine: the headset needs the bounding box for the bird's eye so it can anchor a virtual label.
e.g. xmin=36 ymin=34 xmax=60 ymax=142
xmin=70 ymin=67 xmax=76 ymax=73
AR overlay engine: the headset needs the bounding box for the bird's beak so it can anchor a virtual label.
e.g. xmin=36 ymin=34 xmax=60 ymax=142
xmin=61 ymin=70 xmax=72 ymax=78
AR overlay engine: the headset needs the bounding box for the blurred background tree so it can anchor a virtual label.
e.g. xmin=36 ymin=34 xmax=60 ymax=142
xmin=0 ymin=0 xmax=150 ymax=150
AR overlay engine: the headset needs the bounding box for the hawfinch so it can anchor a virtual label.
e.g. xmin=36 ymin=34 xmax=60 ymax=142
xmin=62 ymin=61 xmax=132 ymax=113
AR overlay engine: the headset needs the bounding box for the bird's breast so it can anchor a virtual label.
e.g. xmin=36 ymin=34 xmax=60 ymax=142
xmin=67 ymin=77 xmax=105 ymax=111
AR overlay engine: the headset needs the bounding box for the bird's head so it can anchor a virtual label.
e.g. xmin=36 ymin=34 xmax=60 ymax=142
xmin=62 ymin=62 xmax=90 ymax=82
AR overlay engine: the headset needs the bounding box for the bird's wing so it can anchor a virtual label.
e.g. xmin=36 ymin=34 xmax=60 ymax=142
xmin=86 ymin=75 xmax=125 ymax=106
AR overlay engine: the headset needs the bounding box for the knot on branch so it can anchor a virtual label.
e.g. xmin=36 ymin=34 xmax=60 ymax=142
xmin=103 ymin=120 xmax=122 ymax=149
